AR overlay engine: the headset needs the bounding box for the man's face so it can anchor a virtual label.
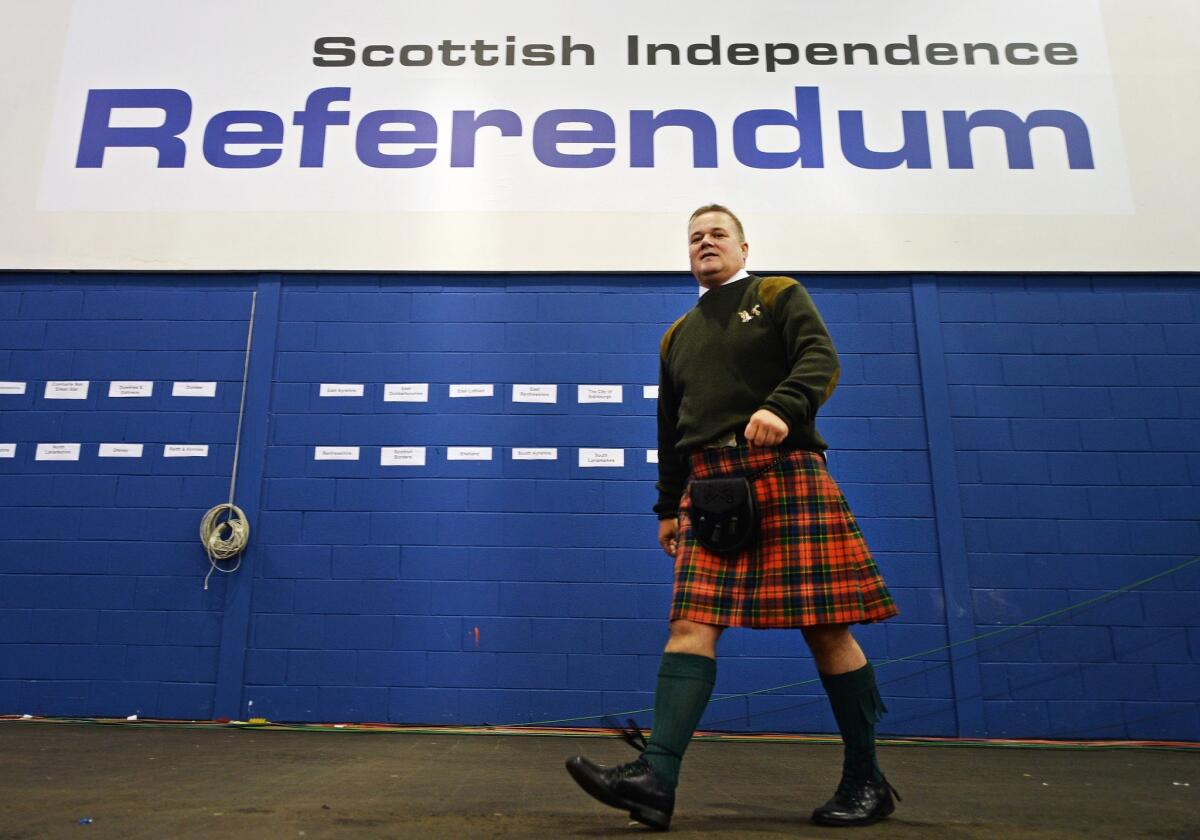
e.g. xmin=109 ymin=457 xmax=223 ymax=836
xmin=688 ymin=211 xmax=748 ymax=287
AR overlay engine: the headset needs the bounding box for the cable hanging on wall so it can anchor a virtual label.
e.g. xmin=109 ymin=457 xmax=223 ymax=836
xmin=200 ymin=290 xmax=257 ymax=590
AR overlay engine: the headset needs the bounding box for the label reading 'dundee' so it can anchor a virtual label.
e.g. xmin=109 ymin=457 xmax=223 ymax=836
xmin=99 ymin=443 xmax=144 ymax=458
xmin=512 ymin=448 xmax=557 ymax=460
xmin=109 ymin=381 xmax=153 ymax=398
xmin=172 ymin=381 xmax=217 ymax=397
xmin=36 ymin=443 xmax=81 ymax=461
xmin=579 ymin=448 xmax=625 ymax=468
xmin=45 ymin=381 xmax=89 ymax=400
xmin=385 ymin=383 xmax=429 ymax=402
xmin=164 ymin=445 xmax=209 ymax=458
xmin=381 ymin=447 xmax=426 ymax=466
xmin=319 ymin=383 xmax=364 ymax=397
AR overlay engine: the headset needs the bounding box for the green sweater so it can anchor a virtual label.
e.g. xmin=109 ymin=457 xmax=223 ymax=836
xmin=654 ymin=274 xmax=840 ymax=518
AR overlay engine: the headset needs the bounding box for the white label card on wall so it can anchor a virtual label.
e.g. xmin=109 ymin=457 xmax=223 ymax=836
xmin=109 ymin=381 xmax=153 ymax=398
xmin=513 ymin=385 xmax=557 ymax=404
xmin=449 ymin=384 xmax=494 ymax=398
xmin=36 ymin=443 xmax=81 ymax=461
xmin=99 ymin=443 xmax=144 ymax=458
xmin=172 ymin=382 xmax=217 ymax=397
xmin=0 ymin=444 xmax=16 ymax=458
xmin=447 ymin=447 xmax=493 ymax=461
xmin=385 ymin=384 xmax=429 ymax=402
xmin=45 ymin=381 xmax=89 ymax=400
xmin=578 ymin=385 xmax=623 ymax=404
xmin=381 ymin=447 xmax=426 ymax=466
xmin=643 ymin=386 xmax=659 ymax=400
xmin=579 ymin=448 xmax=625 ymax=468
xmin=512 ymin=448 xmax=557 ymax=460
xmin=315 ymin=447 xmax=360 ymax=461
xmin=647 ymin=449 xmax=659 ymax=464
xmin=164 ymin=445 xmax=209 ymax=458
xmin=319 ymin=383 xmax=364 ymax=398
xmin=0 ymin=382 xmax=27 ymax=395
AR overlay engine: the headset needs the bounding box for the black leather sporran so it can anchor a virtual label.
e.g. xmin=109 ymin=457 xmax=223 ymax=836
xmin=688 ymin=476 xmax=757 ymax=553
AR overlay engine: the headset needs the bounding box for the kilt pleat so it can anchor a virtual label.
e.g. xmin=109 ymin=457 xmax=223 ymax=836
xmin=671 ymin=446 xmax=899 ymax=628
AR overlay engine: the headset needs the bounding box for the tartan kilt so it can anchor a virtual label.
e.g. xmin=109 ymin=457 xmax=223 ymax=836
xmin=671 ymin=446 xmax=898 ymax=628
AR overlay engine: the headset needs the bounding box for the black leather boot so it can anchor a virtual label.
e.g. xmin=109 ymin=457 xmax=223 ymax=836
xmin=811 ymin=775 xmax=900 ymax=827
xmin=566 ymin=755 xmax=675 ymax=831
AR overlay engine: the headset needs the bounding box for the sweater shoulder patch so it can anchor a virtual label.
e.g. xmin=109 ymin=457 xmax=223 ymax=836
xmin=757 ymin=275 xmax=799 ymax=313
xmin=660 ymin=314 xmax=689 ymax=357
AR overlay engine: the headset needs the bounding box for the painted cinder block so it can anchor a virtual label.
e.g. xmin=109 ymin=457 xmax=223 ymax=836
xmin=940 ymin=294 xmax=998 ymax=324
xmin=18 ymin=290 xmax=84 ymax=319
xmin=1153 ymin=664 xmax=1200 ymax=702
xmin=393 ymin=616 xmax=462 ymax=651
xmin=1046 ymin=700 xmax=1126 ymax=738
xmin=429 ymin=581 xmax=499 ymax=615
xmin=244 ymin=685 xmax=319 ymax=721
xmin=329 ymin=545 xmax=399 ymax=580
xmin=244 ymin=650 xmax=288 ymax=685
xmin=387 ymin=686 xmax=457 ymax=723
xmin=427 ymin=651 xmax=498 ymax=688
xmin=982 ymin=700 xmax=1050 ymax=737
xmin=18 ymin=680 xmax=92 ymax=717
xmin=1064 ymin=588 xmax=1144 ymax=628
xmin=29 ymin=609 xmax=100 ymax=644
xmin=1082 ymin=663 xmax=1159 ymax=700
xmin=317 ymin=686 xmax=389 ymax=721
xmin=266 ymin=478 xmax=336 ymax=511
xmin=1005 ymin=663 xmax=1087 ymax=701
xmin=496 ymin=653 xmax=568 ymax=689
xmin=356 ymin=651 xmax=427 ymax=687
xmin=972 ymin=588 xmax=1070 ymax=626
xmin=942 ymin=323 xmax=1032 ymax=354
xmin=1123 ymin=701 xmax=1200 ymax=740
xmin=287 ymin=650 xmax=357 ymax=685
xmin=1036 ymin=626 xmax=1114 ymax=662
xmin=124 ymin=645 xmax=218 ymax=683
xmin=89 ymin=680 xmax=161 ymax=717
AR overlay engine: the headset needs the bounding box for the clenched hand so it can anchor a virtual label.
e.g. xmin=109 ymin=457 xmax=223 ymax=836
xmin=744 ymin=408 xmax=789 ymax=446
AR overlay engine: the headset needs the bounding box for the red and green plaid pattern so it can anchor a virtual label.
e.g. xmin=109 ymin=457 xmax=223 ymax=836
xmin=671 ymin=447 xmax=899 ymax=628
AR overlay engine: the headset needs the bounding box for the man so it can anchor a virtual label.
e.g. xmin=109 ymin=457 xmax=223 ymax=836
xmin=566 ymin=205 xmax=900 ymax=830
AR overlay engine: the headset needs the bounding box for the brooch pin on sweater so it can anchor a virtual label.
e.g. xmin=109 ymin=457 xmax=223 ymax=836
xmin=737 ymin=304 xmax=762 ymax=323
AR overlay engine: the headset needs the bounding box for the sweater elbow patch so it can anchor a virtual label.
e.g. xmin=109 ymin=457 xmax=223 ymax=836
xmin=820 ymin=367 xmax=841 ymax=405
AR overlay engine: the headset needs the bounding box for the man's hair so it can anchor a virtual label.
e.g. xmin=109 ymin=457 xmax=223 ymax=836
xmin=688 ymin=204 xmax=745 ymax=242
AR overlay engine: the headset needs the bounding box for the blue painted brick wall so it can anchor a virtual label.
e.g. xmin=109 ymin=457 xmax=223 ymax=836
xmin=943 ymin=276 xmax=1200 ymax=739
xmin=2 ymin=272 xmax=1197 ymax=740
xmin=0 ymin=276 xmax=254 ymax=720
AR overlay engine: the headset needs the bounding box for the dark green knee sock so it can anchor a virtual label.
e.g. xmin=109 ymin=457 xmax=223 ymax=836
xmin=642 ymin=653 xmax=717 ymax=790
xmin=820 ymin=662 xmax=887 ymax=783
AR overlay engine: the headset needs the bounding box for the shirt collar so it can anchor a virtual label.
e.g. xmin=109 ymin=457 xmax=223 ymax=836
xmin=697 ymin=268 xmax=750 ymax=296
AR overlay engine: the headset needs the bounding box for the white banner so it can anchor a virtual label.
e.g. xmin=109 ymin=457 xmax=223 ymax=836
xmin=2 ymin=0 xmax=1198 ymax=271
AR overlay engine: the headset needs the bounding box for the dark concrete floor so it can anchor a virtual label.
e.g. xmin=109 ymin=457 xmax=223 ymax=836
xmin=0 ymin=723 xmax=1196 ymax=839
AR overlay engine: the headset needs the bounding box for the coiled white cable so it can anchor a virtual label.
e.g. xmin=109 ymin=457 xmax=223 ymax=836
xmin=201 ymin=290 xmax=257 ymax=590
